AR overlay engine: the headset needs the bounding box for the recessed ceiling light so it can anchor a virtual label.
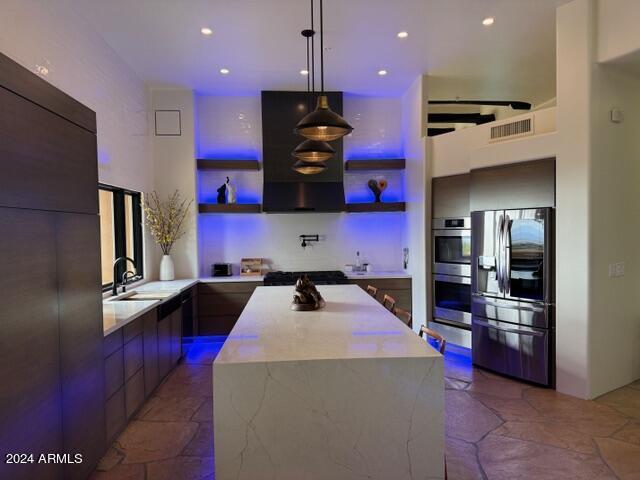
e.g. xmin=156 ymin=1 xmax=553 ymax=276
xmin=378 ymin=69 xmax=388 ymax=76
xmin=397 ymin=31 xmax=408 ymax=39
xmin=200 ymin=27 xmax=213 ymax=35
xmin=300 ymin=69 xmax=309 ymax=76
xmin=220 ymin=68 xmax=230 ymax=75
xmin=482 ymin=17 xmax=495 ymax=26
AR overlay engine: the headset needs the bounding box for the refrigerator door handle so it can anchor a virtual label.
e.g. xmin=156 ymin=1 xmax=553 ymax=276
xmin=473 ymin=318 xmax=546 ymax=337
xmin=496 ymin=214 xmax=504 ymax=292
xmin=503 ymin=214 xmax=511 ymax=294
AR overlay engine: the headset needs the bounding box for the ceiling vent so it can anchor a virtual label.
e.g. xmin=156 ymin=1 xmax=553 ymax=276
xmin=489 ymin=115 xmax=534 ymax=143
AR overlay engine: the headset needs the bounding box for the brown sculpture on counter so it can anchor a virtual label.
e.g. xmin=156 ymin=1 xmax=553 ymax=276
xmin=290 ymin=274 xmax=326 ymax=311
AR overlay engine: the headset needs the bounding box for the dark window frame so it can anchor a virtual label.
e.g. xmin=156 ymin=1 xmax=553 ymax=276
xmin=99 ymin=183 xmax=144 ymax=292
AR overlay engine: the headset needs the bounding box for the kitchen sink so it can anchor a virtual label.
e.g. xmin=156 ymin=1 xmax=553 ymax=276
xmin=108 ymin=291 xmax=176 ymax=302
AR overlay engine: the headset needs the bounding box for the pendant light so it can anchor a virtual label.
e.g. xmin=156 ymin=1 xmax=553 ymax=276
xmin=292 ymin=27 xmax=335 ymax=164
xmin=294 ymin=0 xmax=353 ymax=142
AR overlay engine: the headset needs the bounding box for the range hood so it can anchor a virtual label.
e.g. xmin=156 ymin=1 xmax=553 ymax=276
xmin=261 ymin=91 xmax=345 ymax=213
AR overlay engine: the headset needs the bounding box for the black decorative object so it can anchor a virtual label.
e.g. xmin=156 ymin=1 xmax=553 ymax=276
xmin=290 ymin=274 xmax=326 ymax=311
xmin=216 ymin=178 xmax=227 ymax=204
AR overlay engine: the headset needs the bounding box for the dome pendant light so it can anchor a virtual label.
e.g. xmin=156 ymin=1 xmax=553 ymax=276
xmin=292 ymin=27 xmax=334 ymax=166
xmin=292 ymin=160 xmax=328 ymax=174
xmin=294 ymin=0 xmax=353 ymax=142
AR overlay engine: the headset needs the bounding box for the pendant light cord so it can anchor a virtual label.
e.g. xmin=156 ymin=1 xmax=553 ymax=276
xmin=320 ymin=0 xmax=324 ymax=93
xmin=311 ymin=0 xmax=315 ymax=97
xmin=306 ymin=34 xmax=311 ymax=111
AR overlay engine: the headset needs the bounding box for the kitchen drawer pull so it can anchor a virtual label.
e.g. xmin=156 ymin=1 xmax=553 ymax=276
xmin=474 ymin=319 xmax=545 ymax=337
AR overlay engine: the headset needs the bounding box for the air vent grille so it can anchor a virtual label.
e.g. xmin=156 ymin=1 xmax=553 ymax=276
xmin=489 ymin=116 xmax=533 ymax=142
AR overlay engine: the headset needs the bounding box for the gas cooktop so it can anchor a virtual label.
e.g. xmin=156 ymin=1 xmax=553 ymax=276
xmin=263 ymin=270 xmax=349 ymax=286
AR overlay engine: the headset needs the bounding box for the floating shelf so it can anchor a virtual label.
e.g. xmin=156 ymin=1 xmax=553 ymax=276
xmin=344 ymin=159 xmax=405 ymax=171
xmin=345 ymin=202 xmax=406 ymax=213
xmin=197 ymin=159 xmax=260 ymax=170
xmin=198 ymin=203 xmax=262 ymax=214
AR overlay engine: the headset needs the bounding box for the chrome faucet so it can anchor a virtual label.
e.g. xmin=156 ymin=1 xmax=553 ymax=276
xmin=112 ymin=256 xmax=136 ymax=296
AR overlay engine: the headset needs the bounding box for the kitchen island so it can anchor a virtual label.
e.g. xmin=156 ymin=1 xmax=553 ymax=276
xmin=213 ymin=285 xmax=444 ymax=480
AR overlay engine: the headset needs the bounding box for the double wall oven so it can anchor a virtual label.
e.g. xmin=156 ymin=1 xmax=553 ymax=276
xmin=432 ymin=217 xmax=472 ymax=347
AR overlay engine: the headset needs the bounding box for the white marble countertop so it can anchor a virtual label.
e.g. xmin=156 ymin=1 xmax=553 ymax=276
xmin=199 ymin=275 xmax=264 ymax=283
xmin=215 ymin=284 xmax=438 ymax=365
xmin=103 ymin=299 xmax=160 ymax=336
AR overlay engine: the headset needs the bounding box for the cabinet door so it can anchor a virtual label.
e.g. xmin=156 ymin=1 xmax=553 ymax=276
xmin=158 ymin=316 xmax=172 ymax=379
xmin=0 ymin=86 xmax=98 ymax=214
xmin=170 ymin=307 xmax=183 ymax=366
xmin=0 ymin=208 xmax=62 ymax=480
xmin=143 ymin=309 xmax=160 ymax=396
xmin=55 ymin=213 xmax=105 ymax=480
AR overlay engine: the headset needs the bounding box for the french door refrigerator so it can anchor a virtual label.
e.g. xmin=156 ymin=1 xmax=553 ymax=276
xmin=471 ymin=208 xmax=554 ymax=386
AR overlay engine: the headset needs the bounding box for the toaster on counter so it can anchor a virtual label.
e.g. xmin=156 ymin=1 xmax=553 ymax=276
xmin=212 ymin=263 xmax=233 ymax=277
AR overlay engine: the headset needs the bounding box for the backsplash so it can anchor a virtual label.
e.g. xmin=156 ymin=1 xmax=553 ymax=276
xmin=195 ymin=93 xmax=407 ymax=275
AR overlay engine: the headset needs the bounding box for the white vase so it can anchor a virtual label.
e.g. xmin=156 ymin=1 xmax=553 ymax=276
xmin=159 ymin=254 xmax=175 ymax=281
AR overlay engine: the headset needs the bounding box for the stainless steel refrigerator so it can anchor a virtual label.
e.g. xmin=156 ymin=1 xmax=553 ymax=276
xmin=471 ymin=208 xmax=554 ymax=386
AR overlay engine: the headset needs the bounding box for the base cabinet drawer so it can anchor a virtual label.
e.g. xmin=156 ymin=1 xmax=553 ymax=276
xmin=104 ymin=349 xmax=124 ymax=400
xmin=105 ymin=388 xmax=125 ymax=444
xmin=143 ymin=310 xmax=159 ymax=396
xmin=125 ymin=368 xmax=145 ymax=419
xmin=158 ymin=316 xmax=172 ymax=379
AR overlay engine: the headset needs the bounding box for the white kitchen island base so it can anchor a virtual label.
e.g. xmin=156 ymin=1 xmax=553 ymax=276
xmin=213 ymin=285 xmax=444 ymax=480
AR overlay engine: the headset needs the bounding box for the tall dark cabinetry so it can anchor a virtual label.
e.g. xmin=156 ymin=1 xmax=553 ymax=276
xmin=0 ymin=53 xmax=104 ymax=479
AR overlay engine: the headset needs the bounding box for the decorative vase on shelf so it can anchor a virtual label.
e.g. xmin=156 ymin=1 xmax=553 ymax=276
xmin=159 ymin=254 xmax=175 ymax=281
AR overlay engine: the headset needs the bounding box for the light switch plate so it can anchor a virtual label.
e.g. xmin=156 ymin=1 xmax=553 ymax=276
xmin=609 ymin=262 xmax=625 ymax=277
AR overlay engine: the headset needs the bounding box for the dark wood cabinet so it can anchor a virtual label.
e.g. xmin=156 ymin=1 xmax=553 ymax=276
xmin=125 ymin=369 xmax=145 ymax=420
xmin=198 ymin=281 xmax=261 ymax=335
xmin=170 ymin=309 xmax=182 ymax=365
xmin=56 ymin=213 xmax=105 ymax=480
xmin=157 ymin=314 xmax=173 ymax=379
xmin=432 ymin=174 xmax=470 ymax=218
xmin=350 ymin=278 xmax=413 ymax=313
xmin=105 ymin=387 xmax=126 ymax=445
xmin=1 ymin=52 xmax=104 ymax=479
xmin=0 ymin=208 xmax=62 ymax=480
xmin=142 ymin=310 xmax=160 ymax=397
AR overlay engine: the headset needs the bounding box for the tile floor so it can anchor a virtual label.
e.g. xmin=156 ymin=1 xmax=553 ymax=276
xmin=92 ymin=339 xmax=640 ymax=480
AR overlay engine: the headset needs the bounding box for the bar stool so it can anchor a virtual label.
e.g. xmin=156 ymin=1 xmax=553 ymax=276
xmin=366 ymin=285 xmax=378 ymax=299
xmin=394 ymin=307 xmax=413 ymax=329
xmin=382 ymin=294 xmax=396 ymax=313
xmin=419 ymin=325 xmax=447 ymax=354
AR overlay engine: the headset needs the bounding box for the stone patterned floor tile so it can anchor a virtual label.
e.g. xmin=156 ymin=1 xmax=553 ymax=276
xmin=117 ymin=420 xmax=199 ymax=464
xmin=465 ymin=373 xmax=533 ymax=399
xmin=469 ymin=393 xmax=544 ymax=422
xmin=612 ymin=421 xmax=640 ymax=446
xmin=89 ymin=463 xmax=145 ymax=480
xmin=446 ymin=390 xmax=502 ymax=443
xmin=445 ymin=376 xmax=470 ymax=390
xmin=182 ymin=422 xmax=214 ymax=457
xmin=191 ymin=397 xmax=214 ymax=422
xmin=95 ymin=446 xmax=125 ymax=471
xmin=493 ymin=420 xmax=598 ymax=455
xmin=137 ymin=396 xmax=206 ymax=422
xmin=596 ymin=386 xmax=640 ymax=420
xmin=478 ymin=433 xmax=616 ymax=480
xmin=156 ymin=364 xmax=213 ymax=398
xmin=145 ymin=456 xmax=214 ymax=480
xmin=595 ymin=437 xmax=640 ymax=479
xmin=445 ymin=436 xmax=485 ymax=480
xmin=524 ymin=388 xmax=628 ymax=436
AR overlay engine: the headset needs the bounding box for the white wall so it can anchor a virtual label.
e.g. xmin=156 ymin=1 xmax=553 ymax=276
xmin=195 ymin=94 xmax=407 ymax=276
xmin=597 ymin=0 xmax=640 ymax=63
xmin=588 ymin=57 xmax=640 ymax=395
xmin=0 ymin=0 xmax=155 ymax=277
xmin=150 ymin=89 xmax=199 ymax=278
xmin=401 ymin=76 xmax=429 ymax=329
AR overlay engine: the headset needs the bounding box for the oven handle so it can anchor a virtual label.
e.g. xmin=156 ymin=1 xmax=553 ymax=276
xmin=473 ymin=319 xmax=545 ymax=337
xmin=432 ymin=229 xmax=472 ymax=238
xmin=433 ymin=274 xmax=471 ymax=285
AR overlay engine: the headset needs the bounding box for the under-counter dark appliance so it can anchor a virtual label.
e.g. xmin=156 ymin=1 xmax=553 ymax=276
xmin=212 ymin=263 xmax=233 ymax=277
xmin=431 ymin=217 xmax=472 ymax=347
xmin=264 ymin=270 xmax=349 ymax=286
xmin=471 ymin=208 xmax=554 ymax=386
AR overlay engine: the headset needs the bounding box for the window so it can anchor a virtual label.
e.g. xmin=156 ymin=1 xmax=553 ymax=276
xmin=99 ymin=184 xmax=144 ymax=291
